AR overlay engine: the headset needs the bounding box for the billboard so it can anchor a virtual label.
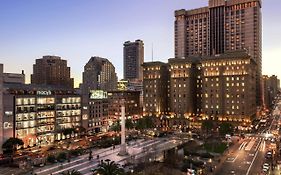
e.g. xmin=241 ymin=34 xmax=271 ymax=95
xmin=89 ymin=90 xmax=108 ymax=99
xmin=117 ymin=80 xmax=128 ymax=91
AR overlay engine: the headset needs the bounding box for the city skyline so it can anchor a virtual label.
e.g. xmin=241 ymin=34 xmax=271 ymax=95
xmin=0 ymin=0 xmax=280 ymax=88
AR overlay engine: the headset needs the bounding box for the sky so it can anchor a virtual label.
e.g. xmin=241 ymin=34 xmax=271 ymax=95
xmin=0 ymin=0 xmax=280 ymax=88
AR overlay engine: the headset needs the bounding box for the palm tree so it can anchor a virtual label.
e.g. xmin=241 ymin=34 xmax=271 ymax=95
xmin=92 ymin=159 xmax=125 ymax=175
xmin=60 ymin=169 xmax=82 ymax=175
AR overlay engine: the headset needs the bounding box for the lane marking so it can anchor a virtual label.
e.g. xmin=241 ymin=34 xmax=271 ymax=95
xmin=245 ymin=139 xmax=255 ymax=151
xmin=239 ymin=142 xmax=246 ymax=150
xmin=246 ymin=140 xmax=262 ymax=175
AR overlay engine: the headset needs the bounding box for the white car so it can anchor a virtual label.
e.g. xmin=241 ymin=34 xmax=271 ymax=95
xmin=263 ymin=163 xmax=270 ymax=171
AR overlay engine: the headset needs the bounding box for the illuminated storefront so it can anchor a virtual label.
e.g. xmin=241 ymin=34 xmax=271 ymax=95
xmin=3 ymin=86 xmax=82 ymax=148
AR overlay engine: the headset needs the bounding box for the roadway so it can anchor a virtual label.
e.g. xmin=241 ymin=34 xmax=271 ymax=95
xmin=216 ymin=98 xmax=281 ymax=175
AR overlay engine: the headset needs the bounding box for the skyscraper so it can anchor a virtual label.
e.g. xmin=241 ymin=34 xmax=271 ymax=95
xmin=263 ymin=75 xmax=280 ymax=109
xmin=81 ymin=57 xmax=117 ymax=133
xmin=123 ymin=40 xmax=144 ymax=81
xmin=175 ymin=0 xmax=262 ymax=105
xmin=82 ymin=56 xmax=117 ymax=93
xmin=31 ymin=56 xmax=74 ymax=88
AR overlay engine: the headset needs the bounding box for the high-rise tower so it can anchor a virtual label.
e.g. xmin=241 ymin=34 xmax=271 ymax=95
xmin=175 ymin=0 xmax=262 ymax=105
xmin=123 ymin=40 xmax=144 ymax=81
xmin=31 ymin=55 xmax=74 ymax=88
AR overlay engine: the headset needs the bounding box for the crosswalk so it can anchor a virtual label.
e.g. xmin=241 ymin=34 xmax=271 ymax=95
xmin=238 ymin=137 xmax=268 ymax=151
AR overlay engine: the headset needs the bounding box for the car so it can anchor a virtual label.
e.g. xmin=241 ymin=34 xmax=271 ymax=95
xmin=266 ymin=151 xmax=272 ymax=159
xmin=263 ymin=168 xmax=269 ymax=173
xmin=263 ymin=163 xmax=270 ymax=170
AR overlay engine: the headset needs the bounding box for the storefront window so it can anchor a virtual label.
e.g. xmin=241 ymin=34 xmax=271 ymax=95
xmin=37 ymin=97 xmax=55 ymax=104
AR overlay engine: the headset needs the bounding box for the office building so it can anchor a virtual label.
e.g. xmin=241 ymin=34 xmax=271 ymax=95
xmin=0 ymin=65 xmax=3 ymax=153
xmin=107 ymin=90 xmax=141 ymax=122
xmin=81 ymin=57 xmax=117 ymax=133
xmin=0 ymin=64 xmax=26 ymax=152
xmin=85 ymin=90 xmax=108 ymax=134
xmin=31 ymin=55 xmax=74 ymax=88
xmin=263 ymin=75 xmax=280 ymax=109
xmin=82 ymin=56 xmax=117 ymax=94
xmin=123 ymin=40 xmax=144 ymax=81
xmin=175 ymin=0 xmax=262 ymax=105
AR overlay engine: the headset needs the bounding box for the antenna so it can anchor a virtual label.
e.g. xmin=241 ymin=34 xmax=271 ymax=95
xmin=152 ymin=43 xmax=154 ymax=62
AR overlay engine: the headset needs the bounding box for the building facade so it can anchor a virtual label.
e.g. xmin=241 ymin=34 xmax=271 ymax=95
xmin=82 ymin=56 xmax=117 ymax=93
xmin=0 ymin=64 xmax=26 ymax=152
xmin=0 ymin=65 xmax=3 ymax=153
xmin=143 ymin=62 xmax=170 ymax=116
xmin=107 ymin=90 xmax=141 ymax=121
xmin=168 ymin=58 xmax=196 ymax=117
xmin=263 ymin=75 xmax=280 ymax=109
xmin=81 ymin=57 xmax=117 ymax=133
xmin=143 ymin=50 xmax=257 ymax=127
xmin=31 ymin=56 xmax=74 ymax=88
xmin=199 ymin=51 xmax=257 ymax=125
xmin=175 ymin=0 xmax=262 ymax=106
xmin=2 ymin=85 xmax=81 ymax=148
xmin=3 ymin=71 xmax=25 ymax=84
xmin=123 ymin=40 xmax=144 ymax=81
xmin=85 ymin=90 xmax=108 ymax=134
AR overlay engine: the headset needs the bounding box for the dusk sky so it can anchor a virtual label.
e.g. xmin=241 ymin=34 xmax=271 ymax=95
xmin=0 ymin=0 xmax=280 ymax=87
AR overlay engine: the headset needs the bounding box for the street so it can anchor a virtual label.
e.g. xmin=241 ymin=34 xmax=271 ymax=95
xmin=216 ymin=97 xmax=281 ymax=175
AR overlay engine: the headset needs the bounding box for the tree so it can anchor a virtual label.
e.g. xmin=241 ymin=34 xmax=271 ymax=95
xmin=60 ymin=169 xmax=82 ymax=175
xmin=2 ymin=137 xmax=24 ymax=155
xmin=110 ymin=119 xmax=135 ymax=132
xmin=57 ymin=152 xmax=67 ymax=161
xmin=92 ymin=159 xmax=125 ymax=175
xmin=125 ymin=119 xmax=135 ymax=130
xmin=62 ymin=128 xmax=76 ymax=136
xmin=135 ymin=116 xmax=155 ymax=130
xmin=75 ymin=126 xmax=86 ymax=136
xmin=219 ymin=123 xmax=234 ymax=136
xmin=47 ymin=154 xmax=56 ymax=163
xmin=110 ymin=120 xmax=121 ymax=132
xmin=201 ymin=120 xmax=215 ymax=134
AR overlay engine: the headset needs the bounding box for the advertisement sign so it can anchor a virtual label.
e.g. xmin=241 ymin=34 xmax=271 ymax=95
xmin=89 ymin=90 xmax=107 ymax=99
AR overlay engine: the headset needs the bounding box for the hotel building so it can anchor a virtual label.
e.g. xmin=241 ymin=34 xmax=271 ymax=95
xmin=143 ymin=62 xmax=170 ymax=116
xmin=143 ymin=50 xmax=257 ymax=127
xmin=199 ymin=51 xmax=257 ymax=125
xmin=168 ymin=58 xmax=197 ymax=117
xmin=175 ymin=0 xmax=262 ymax=106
